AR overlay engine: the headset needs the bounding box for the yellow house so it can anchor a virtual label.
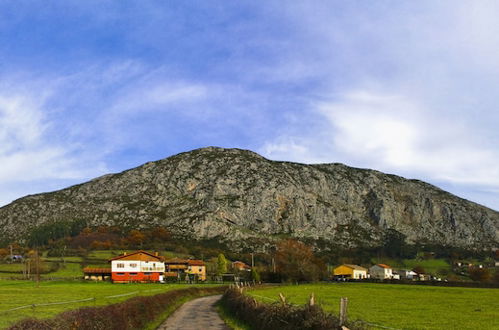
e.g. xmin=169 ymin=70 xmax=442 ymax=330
xmin=164 ymin=258 xmax=206 ymax=281
xmin=333 ymin=264 xmax=368 ymax=279
xmin=187 ymin=259 xmax=206 ymax=281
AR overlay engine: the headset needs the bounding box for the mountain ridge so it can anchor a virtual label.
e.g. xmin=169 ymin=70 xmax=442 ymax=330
xmin=0 ymin=147 xmax=497 ymax=250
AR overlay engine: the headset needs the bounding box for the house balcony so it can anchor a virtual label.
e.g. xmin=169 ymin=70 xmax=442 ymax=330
xmin=140 ymin=267 xmax=165 ymax=272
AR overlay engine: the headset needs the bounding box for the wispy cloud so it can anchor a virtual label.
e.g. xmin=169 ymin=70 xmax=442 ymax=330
xmin=0 ymin=81 xmax=108 ymax=205
xmin=0 ymin=1 xmax=497 ymax=212
xmin=258 ymin=2 xmax=499 ymax=210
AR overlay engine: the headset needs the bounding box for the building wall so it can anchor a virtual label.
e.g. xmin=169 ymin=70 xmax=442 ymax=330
xmin=352 ymin=270 xmax=367 ymax=279
xmin=333 ymin=265 xmax=354 ymax=276
xmin=111 ymin=271 xmax=161 ymax=283
xmin=188 ymin=265 xmax=206 ymax=281
xmin=111 ymin=260 xmax=165 ymax=273
xmin=370 ymin=266 xmax=393 ymax=279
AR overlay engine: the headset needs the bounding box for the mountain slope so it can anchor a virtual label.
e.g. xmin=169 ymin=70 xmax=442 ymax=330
xmin=0 ymin=147 xmax=497 ymax=249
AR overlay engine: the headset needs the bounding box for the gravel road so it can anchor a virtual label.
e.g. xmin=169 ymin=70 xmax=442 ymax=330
xmin=157 ymin=294 xmax=229 ymax=330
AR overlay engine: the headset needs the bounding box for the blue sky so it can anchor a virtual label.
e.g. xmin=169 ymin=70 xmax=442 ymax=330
xmin=0 ymin=1 xmax=498 ymax=210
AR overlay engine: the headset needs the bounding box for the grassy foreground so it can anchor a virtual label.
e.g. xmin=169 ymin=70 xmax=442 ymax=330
xmin=0 ymin=280 xmax=219 ymax=329
xmin=248 ymin=283 xmax=499 ymax=330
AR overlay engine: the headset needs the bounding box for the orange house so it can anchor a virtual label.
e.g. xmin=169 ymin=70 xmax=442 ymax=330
xmin=232 ymin=261 xmax=251 ymax=272
xmin=110 ymin=250 xmax=165 ymax=283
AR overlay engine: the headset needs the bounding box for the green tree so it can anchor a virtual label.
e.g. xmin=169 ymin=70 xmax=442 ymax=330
xmin=217 ymin=253 xmax=228 ymax=275
xmin=251 ymin=268 xmax=261 ymax=282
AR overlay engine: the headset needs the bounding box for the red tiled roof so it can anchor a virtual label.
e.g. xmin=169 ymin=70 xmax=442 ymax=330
xmin=233 ymin=261 xmax=251 ymax=269
xmin=377 ymin=264 xmax=392 ymax=269
xmin=83 ymin=267 xmax=111 ymax=274
xmin=109 ymin=250 xmax=163 ymax=261
xmin=165 ymin=257 xmax=189 ymax=264
xmin=164 ymin=258 xmax=205 ymax=266
xmin=187 ymin=259 xmax=205 ymax=266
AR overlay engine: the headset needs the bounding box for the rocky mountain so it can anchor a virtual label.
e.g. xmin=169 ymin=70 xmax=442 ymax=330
xmin=0 ymin=147 xmax=498 ymax=250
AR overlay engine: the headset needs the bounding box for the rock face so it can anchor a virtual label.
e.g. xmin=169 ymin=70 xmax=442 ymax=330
xmin=0 ymin=147 xmax=498 ymax=249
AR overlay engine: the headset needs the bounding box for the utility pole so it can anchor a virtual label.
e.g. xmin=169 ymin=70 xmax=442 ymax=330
xmin=9 ymin=244 xmax=13 ymax=260
xmin=62 ymin=245 xmax=66 ymax=266
xmin=26 ymin=259 xmax=30 ymax=279
xmin=272 ymin=256 xmax=276 ymax=273
xmin=251 ymin=253 xmax=254 ymax=268
xmin=35 ymin=250 xmax=40 ymax=288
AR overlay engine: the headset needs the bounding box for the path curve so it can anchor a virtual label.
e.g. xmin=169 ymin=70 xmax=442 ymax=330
xmin=157 ymin=294 xmax=229 ymax=330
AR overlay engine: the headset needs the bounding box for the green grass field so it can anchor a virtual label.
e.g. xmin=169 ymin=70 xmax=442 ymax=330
xmin=0 ymin=250 xmax=194 ymax=280
xmin=248 ymin=283 xmax=499 ymax=330
xmin=0 ymin=280 xmax=218 ymax=329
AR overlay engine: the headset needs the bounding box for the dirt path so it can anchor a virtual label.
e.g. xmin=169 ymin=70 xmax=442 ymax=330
xmin=157 ymin=294 xmax=229 ymax=330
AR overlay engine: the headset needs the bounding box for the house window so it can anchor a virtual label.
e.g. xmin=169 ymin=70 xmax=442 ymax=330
xmin=117 ymin=263 xmax=125 ymax=268
xmin=199 ymin=268 xmax=202 ymax=272
xmin=130 ymin=273 xmax=137 ymax=276
xmin=130 ymin=263 xmax=137 ymax=268
xmin=116 ymin=273 xmax=125 ymax=276
xmin=144 ymin=272 xmax=151 ymax=275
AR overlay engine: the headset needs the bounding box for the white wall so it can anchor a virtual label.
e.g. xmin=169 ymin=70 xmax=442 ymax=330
xmin=353 ymin=270 xmax=367 ymax=279
xmin=370 ymin=266 xmax=393 ymax=279
xmin=111 ymin=260 xmax=165 ymax=272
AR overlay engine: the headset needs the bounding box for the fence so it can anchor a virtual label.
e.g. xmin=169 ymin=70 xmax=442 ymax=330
xmin=240 ymin=284 xmax=402 ymax=330
xmin=0 ymin=287 xmax=170 ymax=316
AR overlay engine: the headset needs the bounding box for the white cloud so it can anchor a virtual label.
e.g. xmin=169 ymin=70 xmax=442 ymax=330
xmin=261 ymin=88 xmax=499 ymax=211
xmin=0 ymin=86 xmax=108 ymax=205
xmin=257 ymin=2 xmax=499 ymax=210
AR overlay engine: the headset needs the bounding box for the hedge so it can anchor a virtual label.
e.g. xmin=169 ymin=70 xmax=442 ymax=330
xmin=220 ymin=287 xmax=366 ymax=330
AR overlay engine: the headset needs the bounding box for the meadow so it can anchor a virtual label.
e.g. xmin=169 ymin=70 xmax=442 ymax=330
xmin=248 ymin=283 xmax=499 ymax=330
xmin=0 ymin=280 xmax=217 ymax=329
xmin=0 ymin=249 xmax=192 ymax=279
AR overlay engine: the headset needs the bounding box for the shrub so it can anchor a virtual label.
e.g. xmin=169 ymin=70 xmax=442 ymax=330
xmin=220 ymin=287 xmax=365 ymax=330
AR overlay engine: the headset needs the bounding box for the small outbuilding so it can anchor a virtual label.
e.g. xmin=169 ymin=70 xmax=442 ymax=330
xmin=398 ymin=269 xmax=418 ymax=280
xmin=83 ymin=267 xmax=111 ymax=281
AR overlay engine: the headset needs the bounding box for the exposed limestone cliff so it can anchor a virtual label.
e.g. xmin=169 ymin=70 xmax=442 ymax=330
xmin=0 ymin=147 xmax=497 ymax=250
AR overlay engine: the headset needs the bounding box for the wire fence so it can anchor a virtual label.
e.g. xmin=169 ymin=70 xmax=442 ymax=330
xmin=0 ymin=288 xmax=171 ymax=315
xmin=249 ymin=292 xmax=403 ymax=330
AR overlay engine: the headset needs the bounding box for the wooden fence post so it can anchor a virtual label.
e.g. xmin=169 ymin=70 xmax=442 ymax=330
xmin=279 ymin=293 xmax=286 ymax=305
xmin=309 ymin=293 xmax=315 ymax=306
xmin=339 ymin=297 xmax=348 ymax=326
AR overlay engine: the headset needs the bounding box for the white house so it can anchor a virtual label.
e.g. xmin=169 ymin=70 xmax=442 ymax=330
xmin=110 ymin=250 xmax=165 ymax=283
xmin=369 ymin=264 xmax=394 ymax=279
xmin=398 ymin=269 xmax=418 ymax=280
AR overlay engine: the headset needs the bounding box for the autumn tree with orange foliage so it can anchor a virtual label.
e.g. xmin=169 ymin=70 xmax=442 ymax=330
xmin=275 ymin=239 xmax=326 ymax=282
xmin=126 ymin=230 xmax=146 ymax=247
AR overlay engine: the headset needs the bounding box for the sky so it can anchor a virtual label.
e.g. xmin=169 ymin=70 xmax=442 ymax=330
xmin=0 ymin=1 xmax=498 ymax=211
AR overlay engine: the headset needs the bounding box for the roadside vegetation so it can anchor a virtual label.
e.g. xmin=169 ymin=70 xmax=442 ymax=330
xmin=220 ymin=286 xmax=365 ymax=330
xmin=247 ymin=283 xmax=499 ymax=330
xmin=0 ymin=280 xmax=221 ymax=329
xmin=8 ymin=286 xmax=226 ymax=330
